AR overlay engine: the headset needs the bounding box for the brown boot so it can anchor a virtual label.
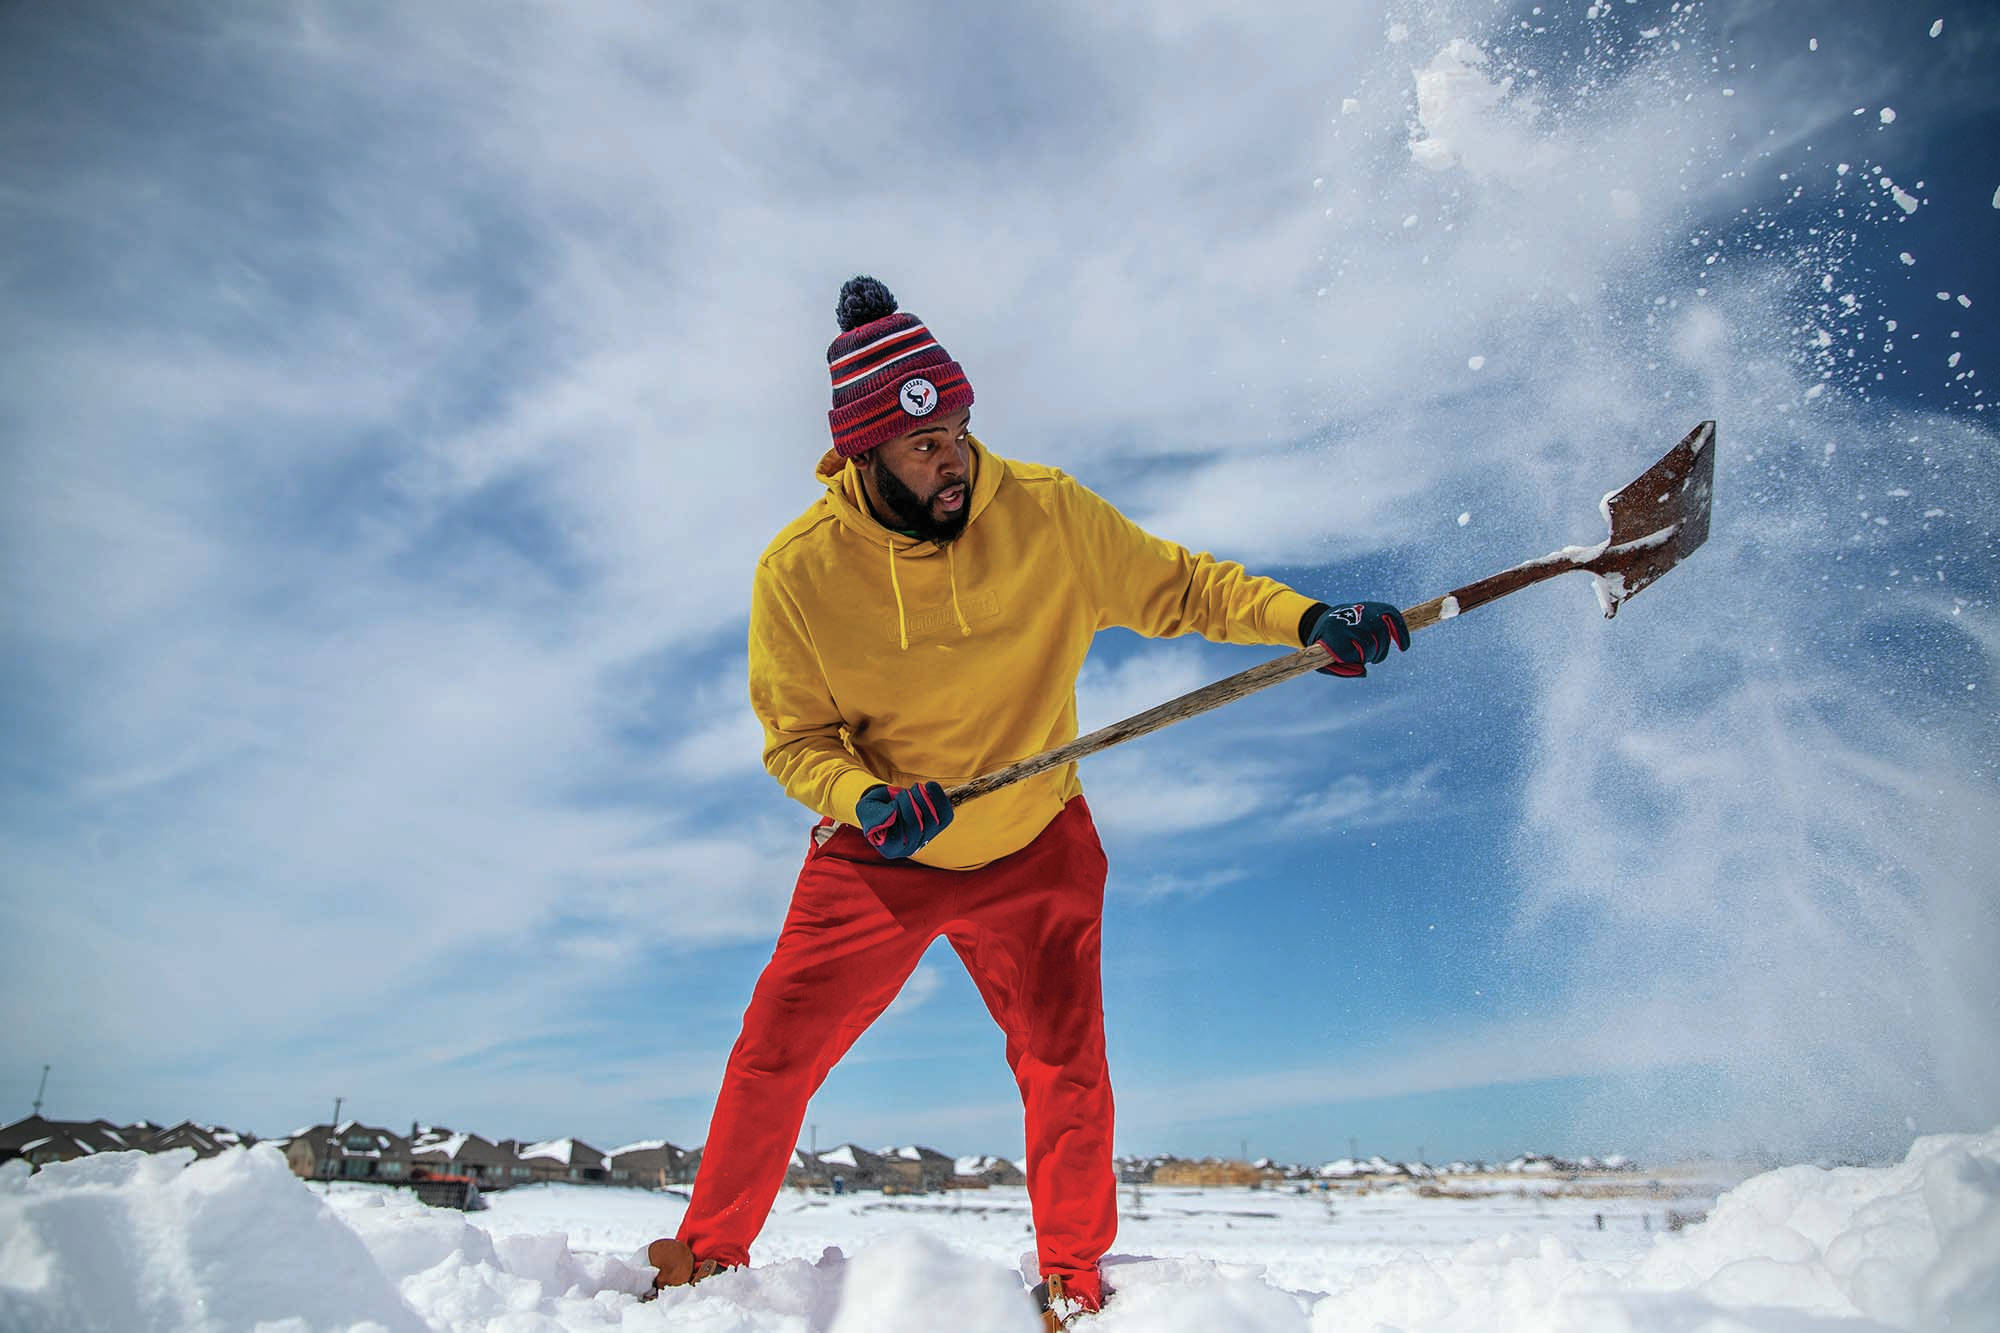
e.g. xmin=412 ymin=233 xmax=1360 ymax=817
xmin=639 ymin=1238 xmax=731 ymax=1300
xmin=1031 ymin=1273 xmax=1103 ymax=1330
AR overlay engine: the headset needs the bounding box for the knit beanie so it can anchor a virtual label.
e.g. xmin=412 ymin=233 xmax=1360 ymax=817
xmin=825 ymin=276 xmax=975 ymax=458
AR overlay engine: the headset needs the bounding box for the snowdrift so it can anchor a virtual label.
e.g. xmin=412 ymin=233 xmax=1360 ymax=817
xmin=2 ymin=1129 xmax=1995 ymax=1332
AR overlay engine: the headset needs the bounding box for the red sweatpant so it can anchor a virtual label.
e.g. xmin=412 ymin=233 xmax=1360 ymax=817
xmin=677 ymin=796 xmax=1115 ymax=1299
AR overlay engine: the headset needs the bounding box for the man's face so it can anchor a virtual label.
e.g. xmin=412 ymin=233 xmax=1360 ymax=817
xmin=860 ymin=409 xmax=975 ymax=544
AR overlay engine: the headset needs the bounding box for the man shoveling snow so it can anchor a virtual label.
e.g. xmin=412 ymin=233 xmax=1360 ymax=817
xmin=644 ymin=276 xmax=1408 ymax=1327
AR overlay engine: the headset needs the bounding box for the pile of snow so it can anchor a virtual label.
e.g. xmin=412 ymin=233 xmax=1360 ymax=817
xmin=3 ymin=1129 xmax=1996 ymax=1331
xmin=0 ymin=1148 xmax=430 ymax=1332
xmin=1318 ymin=1130 xmax=2000 ymax=1331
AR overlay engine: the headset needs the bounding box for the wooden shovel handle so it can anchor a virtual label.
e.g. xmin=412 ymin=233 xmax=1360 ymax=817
xmin=944 ymin=641 xmax=1332 ymax=805
xmin=945 ymin=563 xmax=1582 ymax=807
xmin=1402 ymin=550 xmax=1592 ymax=634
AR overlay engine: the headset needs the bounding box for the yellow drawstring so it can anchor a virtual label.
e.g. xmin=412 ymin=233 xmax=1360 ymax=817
xmin=946 ymin=544 xmax=971 ymax=637
xmin=885 ymin=537 xmax=972 ymax=650
xmin=886 ymin=538 xmax=909 ymax=651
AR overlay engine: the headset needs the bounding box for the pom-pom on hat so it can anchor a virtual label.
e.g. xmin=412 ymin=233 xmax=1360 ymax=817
xmin=825 ymin=276 xmax=974 ymax=458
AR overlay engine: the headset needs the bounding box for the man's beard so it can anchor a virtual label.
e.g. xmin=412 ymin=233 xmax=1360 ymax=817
xmin=869 ymin=456 xmax=970 ymax=545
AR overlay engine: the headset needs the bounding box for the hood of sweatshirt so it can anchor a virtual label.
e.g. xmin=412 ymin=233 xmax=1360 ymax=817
xmin=813 ymin=434 xmax=1006 ymax=555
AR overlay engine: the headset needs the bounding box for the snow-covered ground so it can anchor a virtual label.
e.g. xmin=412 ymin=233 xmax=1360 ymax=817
xmin=4 ymin=1127 xmax=1997 ymax=1331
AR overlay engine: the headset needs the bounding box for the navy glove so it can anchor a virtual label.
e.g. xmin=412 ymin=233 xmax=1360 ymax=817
xmin=855 ymin=782 xmax=954 ymax=859
xmin=1303 ymin=601 xmax=1409 ymax=677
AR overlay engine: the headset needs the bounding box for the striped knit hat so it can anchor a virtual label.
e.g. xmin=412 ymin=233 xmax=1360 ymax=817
xmin=826 ymin=276 xmax=974 ymax=458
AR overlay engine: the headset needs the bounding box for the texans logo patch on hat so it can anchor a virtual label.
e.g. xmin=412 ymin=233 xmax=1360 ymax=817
xmin=899 ymin=377 xmax=938 ymax=416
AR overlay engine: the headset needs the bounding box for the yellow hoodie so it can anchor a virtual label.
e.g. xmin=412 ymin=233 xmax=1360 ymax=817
xmin=748 ymin=436 xmax=1319 ymax=870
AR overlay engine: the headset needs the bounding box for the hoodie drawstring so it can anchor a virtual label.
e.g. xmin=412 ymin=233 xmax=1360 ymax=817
xmin=887 ymin=538 xmax=909 ymax=651
xmin=946 ymin=544 xmax=972 ymax=638
xmin=885 ymin=538 xmax=974 ymax=652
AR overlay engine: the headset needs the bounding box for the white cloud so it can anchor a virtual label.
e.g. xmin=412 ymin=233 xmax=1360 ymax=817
xmin=1082 ymin=753 xmax=1281 ymax=838
xmin=1118 ymin=867 xmax=1252 ymax=903
xmin=1280 ymin=764 xmax=1442 ymax=832
xmin=668 ymin=709 xmax=767 ymax=781
xmin=1074 ymin=642 xmax=1217 ymax=734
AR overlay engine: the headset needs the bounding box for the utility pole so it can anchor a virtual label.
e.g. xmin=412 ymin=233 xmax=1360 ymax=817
xmin=32 ymin=1065 xmax=50 ymax=1117
xmin=809 ymin=1123 xmax=817 ymax=1156
xmin=1349 ymin=1136 xmax=1358 ymax=1161
xmin=324 ymin=1097 xmax=344 ymax=1187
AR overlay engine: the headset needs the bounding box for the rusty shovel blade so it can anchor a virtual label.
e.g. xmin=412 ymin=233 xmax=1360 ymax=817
xmin=1586 ymin=419 xmax=1717 ymax=617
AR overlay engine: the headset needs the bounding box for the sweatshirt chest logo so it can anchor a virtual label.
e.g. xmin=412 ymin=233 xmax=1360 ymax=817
xmin=903 ymin=589 xmax=1001 ymax=639
xmin=899 ymin=377 xmax=938 ymax=416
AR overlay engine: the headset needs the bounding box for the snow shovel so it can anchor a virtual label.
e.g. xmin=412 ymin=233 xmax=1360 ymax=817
xmin=944 ymin=420 xmax=1716 ymax=807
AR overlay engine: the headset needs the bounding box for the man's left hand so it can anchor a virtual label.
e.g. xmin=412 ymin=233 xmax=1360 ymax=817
xmin=1304 ymin=601 xmax=1409 ymax=677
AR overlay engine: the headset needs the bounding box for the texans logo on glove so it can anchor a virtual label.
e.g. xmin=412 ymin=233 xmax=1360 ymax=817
xmin=1308 ymin=601 xmax=1409 ymax=677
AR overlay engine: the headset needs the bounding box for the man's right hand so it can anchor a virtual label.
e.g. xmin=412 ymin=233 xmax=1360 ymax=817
xmin=855 ymin=782 xmax=954 ymax=859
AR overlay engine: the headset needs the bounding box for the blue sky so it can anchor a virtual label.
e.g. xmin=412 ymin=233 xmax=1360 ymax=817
xmin=3 ymin=0 xmax=1996 ymax=1168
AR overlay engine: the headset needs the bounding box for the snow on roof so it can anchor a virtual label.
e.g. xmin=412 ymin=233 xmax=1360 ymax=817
xmin=894 ymin=1146 xmax=921 ymax=1160
xmin=520 ymin=1138 xmax=577 ymax=1164
xmin=413 ymin=1132 xmax=470 ymax=1159
xmin=954 ymin=1154 xmax=1015 ymax=1176
xmin=819 ymin=1145 xmax=858 ymax=1167
xmin=608 ymin=1140 xmax=667 ymax=1158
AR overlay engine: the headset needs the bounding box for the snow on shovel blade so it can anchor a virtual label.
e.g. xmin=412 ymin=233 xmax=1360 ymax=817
xmin=1586 ymin=419 xmax=1716 ymax=617
xmin=1406 ymin=419 xmax=1717 ymax=631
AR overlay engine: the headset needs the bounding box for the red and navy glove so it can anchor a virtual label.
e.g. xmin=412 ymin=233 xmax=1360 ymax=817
xmin=855 ymin=782 xmax=954 ymax=859
xmin=1303 ymin=601 xmax=1409 ymax=677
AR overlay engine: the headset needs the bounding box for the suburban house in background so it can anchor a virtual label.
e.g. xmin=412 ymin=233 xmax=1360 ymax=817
xmin=810 ymin=1143 xmax=885 ymax=1193
xmin=515 ymin=1137 xmax=607 ymax=1185
xmin=409 ymin=1126 xmax=513 ymax=1187
xmin=605 ymin=1140 xmax=689 ymax=1189
xmin=282 ymin=1122 xmax=411 ymax=1182
xmin=952 ymin=1153 xmax=1027 ymax=1188
xmin=881 ymin=1144 xmax=959 ymax=1193
xmin=0 ymin=1116 xmax=251 ymax=1168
